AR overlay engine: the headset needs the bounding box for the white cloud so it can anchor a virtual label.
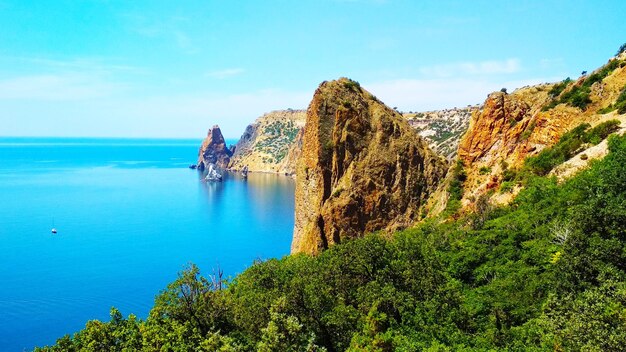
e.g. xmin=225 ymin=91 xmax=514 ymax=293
xmin=419 ymin=59 xmax=521 ymax=78
xmin=205 ymin=68 xmax=246 ymax=79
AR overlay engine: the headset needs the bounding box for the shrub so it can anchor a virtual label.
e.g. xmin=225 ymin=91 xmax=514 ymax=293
xmin=543 ymin=60 xmax=621 ymax=111
xmin=479 ymin=166 xmax=491 ymax=175
xmin=342 ymin=80 xmax=361 ymax=91
xmin=617 ymin=42 xmax=626 ymax=56
xmin=444 ymin=160 xmax=467 ymax=215
xmin=583 ymin=120 xmax=620 ymax=144
xmin=500 ymin=181 xmax=515 ymax=193
xmin=524 ymin=121 xmax=620 ymax=176
xmin=548 ymin=78 xmax=572 ymax=98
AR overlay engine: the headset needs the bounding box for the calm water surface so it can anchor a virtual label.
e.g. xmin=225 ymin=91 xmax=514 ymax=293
xmin=0 ymin=137 xmax=295 ymax=351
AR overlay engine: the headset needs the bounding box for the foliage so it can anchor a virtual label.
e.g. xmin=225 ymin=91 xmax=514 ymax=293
xmin=38 ymin=135 xmax=626 ymax=351
xmin=343 ymin=80 xmax=361 ymax=92
xmin=478 ymin=166 xmax=491 ymax=175
xmin=542 ymin=60 xmax=622 ymax=111
xmin=523 ymin=120 xmax=620 ymax=176
xmin=443 ymin=160 xmax=467 ymax=216
xmin=547 ymin=77 xmax=572 ymax=98
xmin=618 ymin=42 xmax=626 ymax=56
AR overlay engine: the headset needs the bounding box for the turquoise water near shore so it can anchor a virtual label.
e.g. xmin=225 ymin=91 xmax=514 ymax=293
xmin=0 ymin=137 xmax=295 ymax=351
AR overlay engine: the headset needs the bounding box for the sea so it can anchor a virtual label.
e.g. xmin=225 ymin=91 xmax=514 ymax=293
xmin=0 ymin=137 xmax=296 ymax=351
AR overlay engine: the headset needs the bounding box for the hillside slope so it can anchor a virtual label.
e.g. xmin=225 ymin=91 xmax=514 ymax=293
xmin=457 ymin=52 xmax=626 ymax=205
xmin=228 ymin=110 xmax=305 ymax=175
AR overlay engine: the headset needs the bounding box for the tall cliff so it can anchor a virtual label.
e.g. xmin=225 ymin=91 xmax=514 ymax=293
xmin=197 ymin=125 xmax=232 ymax=170
xmin=229 ymin=110 xmax=306 ymax=174
xmin=292 ymin=78 xmax=448 ymax=255
xmin=457 ymin=53 xmax=626 ymax=204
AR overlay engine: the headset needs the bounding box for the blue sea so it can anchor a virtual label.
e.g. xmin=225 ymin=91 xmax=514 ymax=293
xmin=0 ymin=137 xmax=296 ymax=351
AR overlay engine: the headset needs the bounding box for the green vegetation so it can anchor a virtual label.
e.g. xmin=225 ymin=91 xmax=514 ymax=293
xmin=499 ymin=180 xmax=515 ymax=193
xmin=37 ymin=133 xmax=626 ymax=351
xmin=547 ymin=77 xmax=572 ymax=98
xmin=443 ymin=160 xmax=466 ymax=216
xmin=342 ymin=80 xmax=361 ymax=92
xmin=253 ymin=120 xmax=300 ymax=163
xmin=478 ymin=166 xmax=491 ymax=175
xmin=617 ymin=42 xmax=626 ymax=56
xmin=542 ymin=60 xmax=622 ymax=111
xmin=523 ymin=120 xmax=620 ymax=176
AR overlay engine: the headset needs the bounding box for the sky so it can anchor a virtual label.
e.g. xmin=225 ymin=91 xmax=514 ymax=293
xmin=1 ymin=0 xmax=625 ymax=139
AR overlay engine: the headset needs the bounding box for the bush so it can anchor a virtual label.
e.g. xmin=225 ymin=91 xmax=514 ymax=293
xmin=617 ymin=42 xmax=626 ymax=56
xmin=548 ymin=78 xmax=572 ymax=98
xmin=342 ymin=80 xmax=361 ymax=91
xmin=543 ymin=60 xmax=621 ymax=111
xmin=583 ymin=120 xmax=620 ymax=144
xmin=524 ymin=121 xmax=620 ymax=176
xmin=444 ymin=160 xmax=467 ymax=216
xmin=500 ymin=181 xmax=515 ymax=193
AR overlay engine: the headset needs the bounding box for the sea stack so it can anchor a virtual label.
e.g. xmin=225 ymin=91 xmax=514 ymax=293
xmin=291 ymin=78 xmax=448 ymax=255
xmin=197 ymin=125 xmax=232 ymax=171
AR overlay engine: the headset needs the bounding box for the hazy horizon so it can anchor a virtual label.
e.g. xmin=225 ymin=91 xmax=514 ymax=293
xmin=2 ymin=0 xmax=626 ymax=138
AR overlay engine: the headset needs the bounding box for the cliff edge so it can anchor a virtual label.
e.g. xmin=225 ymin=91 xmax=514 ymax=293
xmin=291 ymin=78 xmax=448 ymax=254
xmin=229 ymin=110 xmax=306 ymax=174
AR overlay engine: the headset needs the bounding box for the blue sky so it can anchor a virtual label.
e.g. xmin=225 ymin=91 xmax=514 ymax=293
xmin=1 ymin=0 xmax=625 ymax=138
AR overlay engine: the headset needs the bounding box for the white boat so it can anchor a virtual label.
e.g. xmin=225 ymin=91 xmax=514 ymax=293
xmin=204 ymin=163 xmax=223 ymax=182
xmin=51 ymin=228 xmax=57 ymax=234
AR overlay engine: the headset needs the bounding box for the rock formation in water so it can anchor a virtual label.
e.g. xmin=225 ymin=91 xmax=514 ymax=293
xmin=197 ymin=125 xmax=232 ymax=170
xmin=228 ymin=110 xmax=306 ymax=175
xmin=291 ymin=78 xmax=448 ymax=255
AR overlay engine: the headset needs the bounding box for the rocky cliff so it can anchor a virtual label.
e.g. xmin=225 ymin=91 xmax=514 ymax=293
xmin=229 ymin=110 xmax=306 ymax=174
xmin=291 ymin=78 xmax=448 ymax=255
xmin=458 ymin=53 xmax=626 ymax=204
xmin=197 ymin=125 xmax=232 ymax=170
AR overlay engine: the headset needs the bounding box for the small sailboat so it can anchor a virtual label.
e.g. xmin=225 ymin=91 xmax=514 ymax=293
xmin=241 ymin=165 xmax=249 ymax=179
xmin=51 ymin=217 xmax=57 ymax=234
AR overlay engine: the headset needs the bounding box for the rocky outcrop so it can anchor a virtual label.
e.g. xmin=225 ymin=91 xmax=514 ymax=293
xmin=291 ymin=78 xmax=448 ymax=255
xmin=197 ymin=125 xmax=232 ymax=170
xmin=457 ymin=54 xmax=626 ymax=205
xmin=229 ymin=110 xmax=306 ymax=174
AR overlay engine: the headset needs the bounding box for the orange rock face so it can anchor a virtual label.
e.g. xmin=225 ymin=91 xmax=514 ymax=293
xmin=457 ymin=55 xmax=626 ymax=204
xmin=291 ymin=78 xmax=448 ymax=255
xmin=458 ymin=92 xmax=532 ymax=165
